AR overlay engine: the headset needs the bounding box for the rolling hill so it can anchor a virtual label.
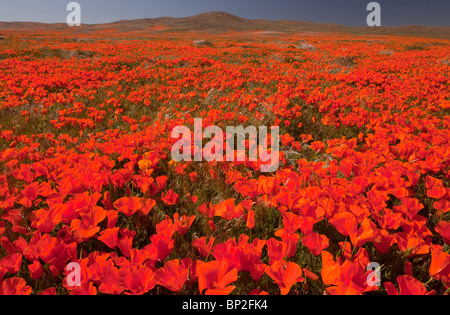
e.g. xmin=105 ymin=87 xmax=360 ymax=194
xmin=0 ymin=11 xmax=449 ymax=39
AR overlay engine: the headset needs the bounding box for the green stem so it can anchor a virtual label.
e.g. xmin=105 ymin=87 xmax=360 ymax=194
xmin=423 ymin=277 xmax=434 ymax=286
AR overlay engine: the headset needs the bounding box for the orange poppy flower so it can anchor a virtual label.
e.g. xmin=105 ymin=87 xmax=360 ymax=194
xmin=173 ymin=213 xmax=196 ymax=236
xmin=265 ymin=260 xmax=304 ymax=295
xmin=197 ymin=260 xmax=238 ymax=295
xmin=429 ymin=245 xmax=450 ymax=285
xmin=0 ymin=277 xmax=32 ymax=295
xmin=435 ymin=221 xmax=450 ymax=244
xmin=28 ymin=260 xmax=43 ymax=280
xmin=161 ymin=189 xmax=179 ymax=206
xmin=192 ymin=237 xmax=215 ymax=258
xmin=214 ymin=199 xmax=243 ymax=221
xmin=0 ymin=253 xmax=22 ymax=274
xmin=97 ymin=227 xmax=120 ymax=249
xmin=119 ymin=265 xmax=156 ymax=295
xmin=245 ymin=209 xmax=255 ymax=229
xmin=266 ymin=238 xmax=288 ymax=265
xmin=384 ymin=275 xmax=436 ymax=295
xmin=301 ymin=232 xmax=329 ymax=256
xmin=113 ymin=197 xmax=142 ymax=217
xmin=155 ymin=259 xmax=188 ymax=292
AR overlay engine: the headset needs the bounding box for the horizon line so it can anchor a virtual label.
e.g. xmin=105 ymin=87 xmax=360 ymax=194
xmin=0 ymin=11 xmax=449 ymax=28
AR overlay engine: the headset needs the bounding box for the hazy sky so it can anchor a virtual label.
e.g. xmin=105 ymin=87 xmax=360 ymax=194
xmin=0 ymin=0 xmax=449 ymax=26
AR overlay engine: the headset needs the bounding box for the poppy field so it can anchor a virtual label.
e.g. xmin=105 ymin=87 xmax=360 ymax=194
xmin=0 ymin=32 xmax=449 ymax=295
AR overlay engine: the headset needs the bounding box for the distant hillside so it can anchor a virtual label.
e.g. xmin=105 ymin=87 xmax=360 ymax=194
xmin=1 ymin=11 xmax=449 ymax=39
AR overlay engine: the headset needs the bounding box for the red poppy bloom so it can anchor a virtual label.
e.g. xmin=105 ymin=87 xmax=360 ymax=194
xmin=435 ymin=221 xmax=450 ymax=244
xmin=301 ymin=232 xmax=329 ymax=256
xmin=119 ymin=265 xmax=156 ymax=295
xmin=173 ymin=213 xmax=195 ymax=236
xmin=28 ymin=260 xmax=43 ymax=280
xmin=192 ymin=237 xmax=215 ymax=258
xmin=113 ymin=197 xmax=142 ymax=217
xmin=384 ymin=275 xmax=436 ymax=295
xmin=97 ymin=227 xmax=120 ymax=249
xmin=265 ymin=260 xmax=304 ymax=295
xmin=0 ymin=277 xmax=32 ymax=295
xmin=155 ymin=259 xmax=188 ymax=292
xmin=197 ymin=260 xmax=238 ymax=295
xmin=161 ymin=189 xmax=179 ymax=206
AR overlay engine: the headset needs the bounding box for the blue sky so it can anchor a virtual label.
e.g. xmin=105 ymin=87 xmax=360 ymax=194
xmin=0 ymin=0 xmax=449 ymax=26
